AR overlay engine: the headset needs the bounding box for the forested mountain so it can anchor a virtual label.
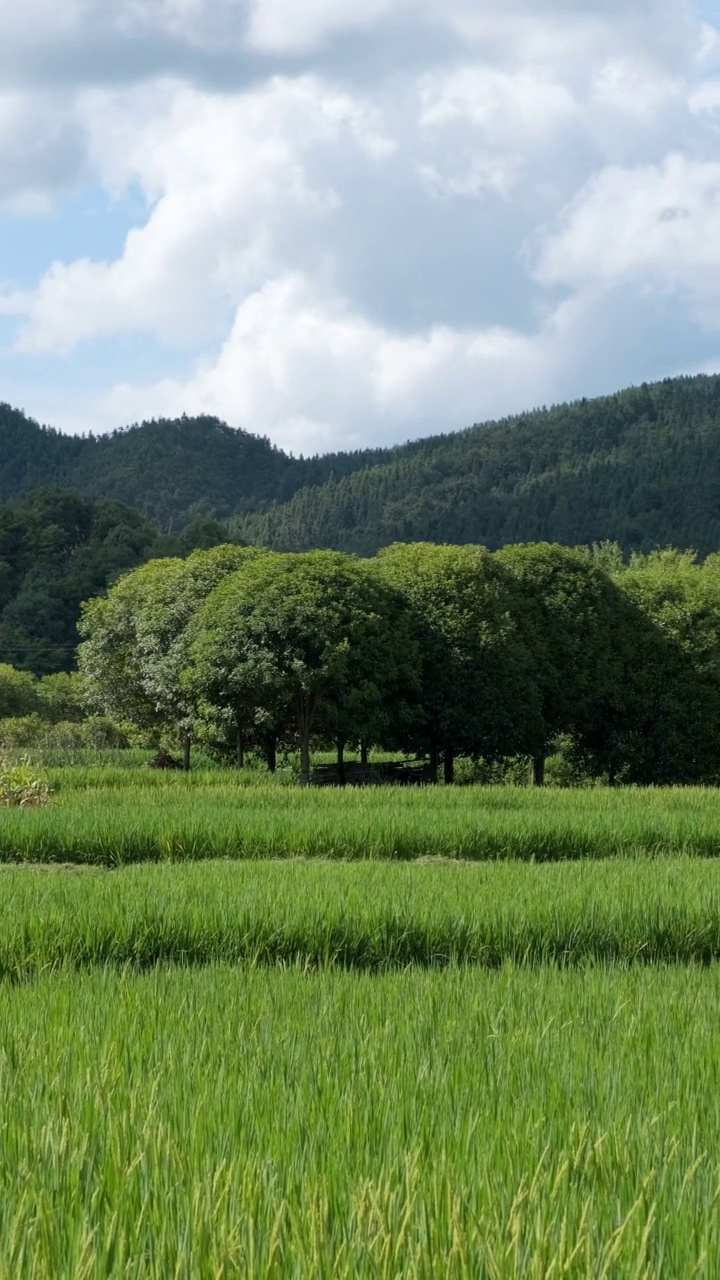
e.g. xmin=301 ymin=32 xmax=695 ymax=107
xmin=236 ymin=376 xmax=720 ymax=555
xmin=0 ymin=489 xmax=239 ymax=674
xmin=0 ymin=405 xmax=391 ymax=532
xmin=3 ymin=372 xmax=720 ymax=559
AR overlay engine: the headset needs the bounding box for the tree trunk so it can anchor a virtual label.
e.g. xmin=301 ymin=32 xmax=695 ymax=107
xmin=443 ymin=748 xmax=455 ymax=786
xmin=299 ymin=732 xmax=311 ymax=785
xmin=337 ymin=739 xmax=346 ymax=786
xmin=428 ymin=743 xmax=439 ymax=784
xmin=182 ymin=734 xmax=191 ymax=773
xmin=532 ymin=754 xmax=546 ymax=787
xmin=360 ymin=741 xmax=369 ymax=767
xmin=236 ymin=725 xmax=245 ymax=770
xmin=265 ymin=734 xmax=277 ymax=774
xmin=297 ymin=695 xmax=315 ymax=786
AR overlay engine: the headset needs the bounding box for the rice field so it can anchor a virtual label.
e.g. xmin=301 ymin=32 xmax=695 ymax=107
xmin=4 ymin=858 xmax=720 ymax=975
xmin=5 ymin=779 xmax=720 ymax=1274
xmin=1 ymin=961 xmax=720 ymax=1277
xmin=5 ymin=771 xmax=720 ymax=863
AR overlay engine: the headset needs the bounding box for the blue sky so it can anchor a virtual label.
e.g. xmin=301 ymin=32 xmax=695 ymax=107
xmin=1 ymin=0 xmax=720 ymax=453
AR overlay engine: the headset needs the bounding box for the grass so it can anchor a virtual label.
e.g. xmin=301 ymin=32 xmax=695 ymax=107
xmin=6 ymin=775 xmax=720 ymax=1274
xmin=3 ymin=858 xmax=720 ymax=974
xmin=1 ymin=961 xmax=720 ymax=1277
xmin=3 ymin=773 xmax=720 ymax=863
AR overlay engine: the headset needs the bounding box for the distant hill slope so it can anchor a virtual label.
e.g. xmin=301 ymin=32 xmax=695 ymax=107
xmin=3 ymin=373 xmax=720 ymax=553
xmin=235 ymin=376 xmax=720 ymax=556
xmin=0 ymin=407 xmax=388 ymax=533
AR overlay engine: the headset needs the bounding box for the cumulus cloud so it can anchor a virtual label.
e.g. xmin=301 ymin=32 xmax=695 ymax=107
xmin=0 ymin=0 xmax=718 ymax=449
xmin=0 ymin=91 xmax=85 ymax=210
xmin=99 ymin=272 xmax=551 ymax=452
xmin=0 ymin=76 xmax=395 ymax=350
xmin=537 ymin=154 xmax=720 ymax=323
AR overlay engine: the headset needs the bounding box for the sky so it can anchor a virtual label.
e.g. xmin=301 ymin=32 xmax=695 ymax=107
xmin=1 ymin=0 xmax=720 ymax=454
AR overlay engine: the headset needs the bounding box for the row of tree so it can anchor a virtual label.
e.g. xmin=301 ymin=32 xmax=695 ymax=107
xmin=76 ymin=540 xmax=720 ymax=786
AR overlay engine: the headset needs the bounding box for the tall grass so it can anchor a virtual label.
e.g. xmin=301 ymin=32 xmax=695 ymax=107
xmin=3 ymin=859 xmax=720 ymax=974
xmin=3 ymin=776 xmax=720 ymax=863
xmin=1 ymin=962 xmax=720 ymax=1276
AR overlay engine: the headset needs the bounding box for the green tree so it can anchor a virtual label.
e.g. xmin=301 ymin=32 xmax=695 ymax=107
xmin=78 ymin=545 xmax=257 ymax=765
xmin=0 ymin=664 xmax=39 ymax=719
xmin=615 ymin=549 xmax=720 ymax=783
xmin=187 ymin=551 xmax=421 ymax=784
xmin=36 ymin=672 xmax=86 ymax=723
xmin=374 ymin=542 xmax=541 ymax=781
xmin=495 ymin=543 xmax=628 ymax=784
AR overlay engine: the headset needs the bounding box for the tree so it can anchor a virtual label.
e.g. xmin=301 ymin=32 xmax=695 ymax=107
xmin=36 ymin=671 xmax=86 ymax=723
xmin=495 ymin=543 xmax=628 ymax=784
xmin=186 ymin=551 xmax=421 ymax=784
xmin=374 ymin=542 xmax=541 ymax=781
xmin=614 ymin=549 xmax=720 ymax=783
xmin=78 ymin=544 xmax=258 ymax=764
xmin=0 ymin=664 xmax=39 ymax=719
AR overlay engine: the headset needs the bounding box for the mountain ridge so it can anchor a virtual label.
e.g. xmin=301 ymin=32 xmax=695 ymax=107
xmin=3 ymin=372 xmax=720 ymax=554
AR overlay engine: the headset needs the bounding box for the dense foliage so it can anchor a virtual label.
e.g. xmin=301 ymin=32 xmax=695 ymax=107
xmin=238 ymin=375 xmax=720 ymax=554
xmin=5 ymin=373 xmax=720 ymax=552
xmin=0 ymin=404 xmax=388 ymax=531
xmin=73 ymin=539 xmax=720 ymax=786
xmin=0 ymin=489 xmax=246 ymax=675
xmin=7 ymin=773 xmax=720 ymax=863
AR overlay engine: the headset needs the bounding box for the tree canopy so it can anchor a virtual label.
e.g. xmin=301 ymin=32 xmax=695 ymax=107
xmin=74 ymin=537 xmax=720 ymax=785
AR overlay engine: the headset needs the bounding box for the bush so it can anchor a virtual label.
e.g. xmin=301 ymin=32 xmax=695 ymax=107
xmin=0 ymin=756 xmax=52 ymax=807
xmin=0 ymin=716 xmax=45 ymax=749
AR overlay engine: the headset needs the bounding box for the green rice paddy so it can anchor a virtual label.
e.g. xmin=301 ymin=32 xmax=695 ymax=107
xmin=4 ymin=777 xmax=720 ymax=1274
xmin=3 ymin=858 xmax=720 ymax=975
xmin=1 ymin=962 xmax=719 ymax=1277
xmin=5 ymin=771 xmax=720 ymax=863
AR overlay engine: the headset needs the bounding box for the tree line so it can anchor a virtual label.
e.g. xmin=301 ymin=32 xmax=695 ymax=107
xmin=0 ymin=488 xmax=246 ymax=676
xmin=74 ymin=540 xmax=720 ymax=786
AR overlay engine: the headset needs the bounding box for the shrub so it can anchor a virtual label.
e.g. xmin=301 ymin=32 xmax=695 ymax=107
xmin=0 ymin=756 xmax=52 ymax=808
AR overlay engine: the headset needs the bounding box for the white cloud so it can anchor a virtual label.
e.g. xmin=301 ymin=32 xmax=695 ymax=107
xmin=0 ymin=0 xmax=718 ymax=452
xmin=0 ymin=76 xmax=395 ymax=352
xmin=100 ymin=273 xmax=550 ymax=452
xmin=592 ymin=57 xmax=682 ymax=119
xmin=419 ymin=66 xmax=577 ymax=135
xmin=537 ymin=153 xmax=720 ymax=324
xmin=246 ymin=0 xmax=400 ymax=55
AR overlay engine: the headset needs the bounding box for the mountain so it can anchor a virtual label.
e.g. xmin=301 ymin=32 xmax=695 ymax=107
xmin=0 ymin=489 xmax=170 ymax=674
xmin=235 ymin=376 xmax=720 ymax=556
xmin=0 ymin=406 xmax=393 ymax=533
xmin=3 ymin=372 xmax=720 ymax=557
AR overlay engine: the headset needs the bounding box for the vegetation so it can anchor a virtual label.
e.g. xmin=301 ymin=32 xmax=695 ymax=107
xmin=0 ymin=756 xmax=50 ymax=808
xmin=4 ymin=774 xmax=720 ymax=864
xmin=3 ymin=856 xmax=720 ymax=971
xmin=237 ymin=374 xmax=720 ymax=555
xmin=9 ymin=374 xmax=720 ymax=1274
xmin=0 ymin=489 xmax=249 ymax=675
xmin=0 ymin=404 xmax=385 ymax=531
xmin=72 ymin=540 xmax=720 ymax=785
xmin=0 ymin=961 xmax=717 ymax=1277
xmin=5 ymin=374 xmax=720 ymax=558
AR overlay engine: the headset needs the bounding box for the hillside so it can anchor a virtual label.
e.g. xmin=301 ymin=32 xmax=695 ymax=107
xmin=235 ymin=376 xmax=720 ymax=556
xmin=0 ymin=406 xmax=392 ymax=532
xmin=3 ymin=373 xmax=720 ymax=555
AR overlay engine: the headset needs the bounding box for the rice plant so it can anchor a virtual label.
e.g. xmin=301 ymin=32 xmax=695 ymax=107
xmin=0 ymin=962 xmax=719 ymax=1277
xmin=3 ymin=775 xmax=720 ymax=864
xmin=2 ymin=858 xmax=720 ymax=975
